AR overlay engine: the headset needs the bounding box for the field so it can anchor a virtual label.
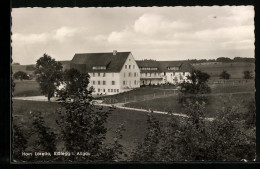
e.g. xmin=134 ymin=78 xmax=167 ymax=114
xmin=13 ymin=80 xmax=42 ymax=97
xmin=193 ymin=62 xmax=255 ymax=79
xmin=12 ymin=61 xmax=255 ymax=159
xmin=12 ymin=100 xmax=169 ymax=155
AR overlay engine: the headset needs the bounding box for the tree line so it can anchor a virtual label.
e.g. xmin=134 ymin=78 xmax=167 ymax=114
xmin=188 ymin=57 xmax=255 ymax=63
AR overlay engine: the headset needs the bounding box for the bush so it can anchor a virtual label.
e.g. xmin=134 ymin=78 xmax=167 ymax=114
xmin=220 ymin=70 xmax=230 ymax=79
xmin=131 ymin=101 xmax=255 ymax=161
xmin=178 ymin=69 xmax=211 ymax=105
xmin=12 ymin=124 xmax=28 ymax=161
xmin=13 ymin=71 xmax=30 ymax=80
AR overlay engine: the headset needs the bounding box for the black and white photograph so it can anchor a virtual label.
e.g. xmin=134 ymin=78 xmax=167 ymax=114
xmin=11 ymin=6 xmax=255 ymax=162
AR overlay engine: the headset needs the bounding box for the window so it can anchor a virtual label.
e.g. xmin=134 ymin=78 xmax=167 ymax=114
xmin=134 ymin=72 xmax=136 ymax=77
xmin=129 ymin=59 xmax=131 ymax=61
xmin=125 ymin=65 xmax=127 ymax=69
xmin=134 ymin=80 xmax=136 ymax=85
xmin=129 ymin=65 xmax=131 ymax=69
xmin=93 ymin=73 xmax=95 ymax=77
xmin=173 ymin=72 xmax=175 ymax=76
xmin=103 ymin=81 xmax=106 ymax=85
xmin=129 ymin=72 xmax=131 ymax=77
xmin=123 ymin=81 xmax=125 ymax=85
xmin=112 ymin=81 xmax=115 ymax=85
xmin=103 ymin=73 xmax=106 ymax=77
xmin=92 ymin=66 xmax=106 ymax=70
xmin=108 ymin=89 xmax=110 ymax=92
xmin=111 ymin=89 xmax=113 ymax=93
xmin=167 ymin=67 xmax=179 ymax=70
xmin=93 ymin=81 xmax=95 ymax=85
xmin=98 ymin=72 xmax=100 ymax=77
xmin=117 ymin=89 xmax=119 ymax=92
xmin=98 ymin=89 xmax=100 ymax=92
xmin=114 ymin=89 xmax=116 ymax=92
xmin=183 ymin=72 xmax=185 ymax=75
xmin=98 ymin=81 xmax=100 ymax=85
xmin=103 ymin=89 xmax=105 ymax=92
xmin=145 ymin=73 xmax=147 ymax=77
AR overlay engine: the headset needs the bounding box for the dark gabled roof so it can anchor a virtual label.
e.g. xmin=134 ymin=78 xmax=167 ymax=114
xmin=136 ymin=60 xmax=159 ymax=67
xmin=158 ymin=61 xmax=183 ymax=72
xmin=71 ymin=52 xmax=131 ymax=73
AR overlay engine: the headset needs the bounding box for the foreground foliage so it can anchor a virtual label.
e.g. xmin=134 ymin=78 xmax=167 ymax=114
xmin=131 ymin=100 xmax=255 ymax=161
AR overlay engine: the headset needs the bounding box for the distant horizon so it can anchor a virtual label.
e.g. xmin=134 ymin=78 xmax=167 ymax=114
xmin=12 ymin=55 xmax=255 ymax=66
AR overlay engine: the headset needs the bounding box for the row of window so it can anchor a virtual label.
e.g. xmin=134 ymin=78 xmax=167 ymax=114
xmin=125 ymin=65 xmax=136 ymax=69
xmin=167 ymin=67 xmax=179 ymax=70
xmin=97 ymin=88 xmax=119 ymax=93
xmin=92 ymin=66 xmax=106 ymax=70
xmin=141 ymin=72 xmax=161 ymax=77
xmin=140 ymin=67 xmax=158 ymax=70
xmin=92 ymin=72 xmax=107 ymax=77
xmin=91 ymin=81 xmax=115 ymax=85
xmin=141 ymin=72 xmax=186 ymax=77
xmin=123 ymin=80 xmax=139 ymax=85
xmin=123 ymin=72 xmax=139 ymax=77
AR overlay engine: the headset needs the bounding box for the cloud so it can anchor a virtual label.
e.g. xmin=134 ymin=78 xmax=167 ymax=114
xmin=53 ymin=27 xmax=78 ymax=42
xmin=134 ymin=13 xmax=191 ymax=35
xmin=12 ymin=33 xmax=49 ymax=44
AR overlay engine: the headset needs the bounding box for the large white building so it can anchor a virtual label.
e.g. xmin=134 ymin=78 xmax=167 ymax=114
xmin=70 ymin=51 xmax=140 ymax=95
xmin=69 ymin=51 xmax=193 ymax=95
xmin=136 ymin=60 xmax=193 ymax=85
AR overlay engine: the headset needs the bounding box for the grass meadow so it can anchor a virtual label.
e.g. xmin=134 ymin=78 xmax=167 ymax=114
xmin=13 ymin=80 xmax=42 ymax=97
xmin=194 ymin=62 xmax=254 ymax=79
xmin=12 ymin=99 xmax=169 ymax=155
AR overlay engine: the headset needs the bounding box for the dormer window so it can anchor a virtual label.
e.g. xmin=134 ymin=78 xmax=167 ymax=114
xmin=167 ymin=66 xmax=179 ymax=70
xmin=140 ymin=67 xmax=158 ymax=70
xmin=92 ymin=66 xmax=106 ymax=70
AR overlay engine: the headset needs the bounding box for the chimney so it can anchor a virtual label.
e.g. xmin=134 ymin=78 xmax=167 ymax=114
xmin=113 ymin=50 xmax=117 ymax=55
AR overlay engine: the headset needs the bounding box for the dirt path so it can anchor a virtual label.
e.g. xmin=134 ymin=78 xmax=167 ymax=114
xmin=12 ymin=95 xmax=214 ymax=121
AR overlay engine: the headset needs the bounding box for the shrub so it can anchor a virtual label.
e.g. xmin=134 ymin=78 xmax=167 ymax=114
xmin=30 ymin=111 xmax=57 ymax=161
xmin=220 ymin=70 xmax=230 ymax=79
xmin=12 ymin=124 xmax=28 ymax=161
xmin=13 ymin=71 xmax=29 ymax=80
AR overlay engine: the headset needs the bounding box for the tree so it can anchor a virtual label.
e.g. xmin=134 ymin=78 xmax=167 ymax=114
xmin=220 ymin=70 xmax=230 ymax=80
xmin=13 ymin=71 xmax=29 ymax=80
xmin=216 ymin=57 xmax=232 ymax=62
xmin=178 ymin=69 xmax=211 ymax=104
xmin=34 ymin=54 xmax=63 ymax=101
xmin=131 ymin=111 xmax=162 ymax=161
xmin=62 ymin=68 xmax=82 ymax=96
xmin=56 ymin=73 xmax=124 ymax=161
xmin=243 ymin=70 xmax=253 ymax=79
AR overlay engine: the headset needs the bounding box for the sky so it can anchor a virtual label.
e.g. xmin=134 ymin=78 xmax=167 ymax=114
xmin=12 ymin=6 xmax=254 ymax=65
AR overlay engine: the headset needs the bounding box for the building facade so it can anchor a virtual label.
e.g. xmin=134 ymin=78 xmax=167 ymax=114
xmin=70 ymin=51 xmax=140 ymax=95
xmin=69 ymin=51 xmax=193 ymax=95
xmin=136 ymin=60 xmax=194 ymax=85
